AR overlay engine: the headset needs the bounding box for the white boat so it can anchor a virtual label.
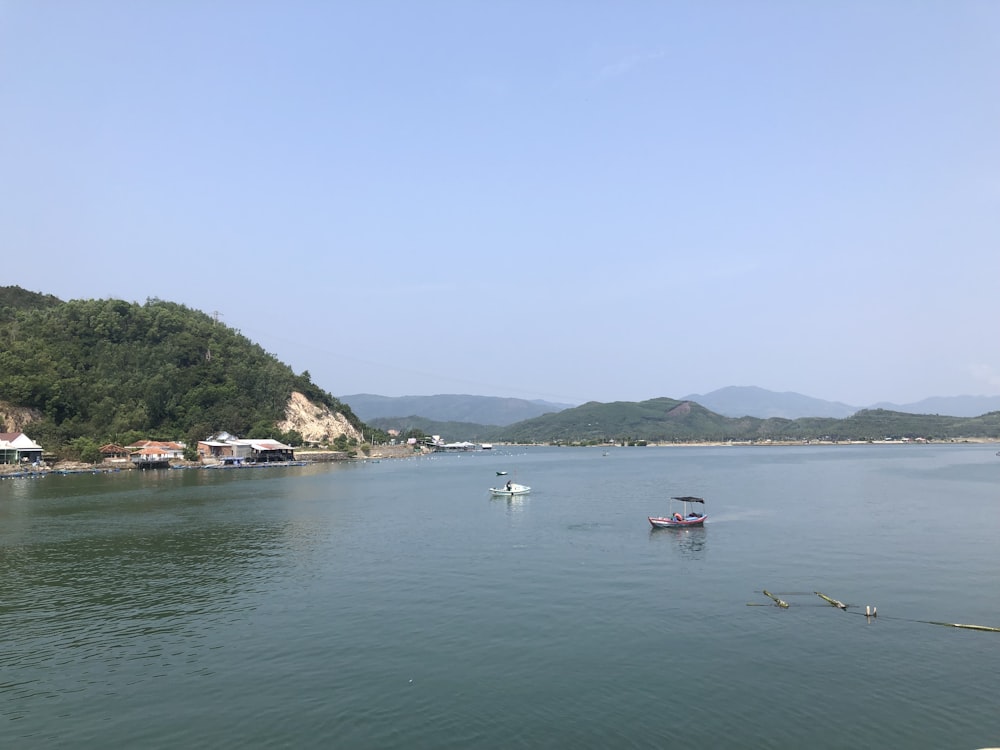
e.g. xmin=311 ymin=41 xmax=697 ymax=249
xmin=490 ymin=481 xmax=531 ymax=496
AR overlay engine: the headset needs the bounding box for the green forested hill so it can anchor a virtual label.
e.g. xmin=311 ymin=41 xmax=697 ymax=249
xmin=0 ymin=287 xmax=362 ymax=452
xmin=377 ymin=399 xmax=1000 ymax=445
xmin=503 ymin=398 xmax=732 ymax=443
xmin=501 ymin=399 xmax=1000 ymax=444
xmin=367 ymin=415 xmax=504 ymax=443
xmin=0 ymin=286 xmax=61 ymax=321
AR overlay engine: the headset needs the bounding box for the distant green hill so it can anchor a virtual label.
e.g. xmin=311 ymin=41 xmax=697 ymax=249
xmin=368 ymin=416 xmax=503 ymax=442
xmin=376 ymin=398 xmax=1000 ymax=444
xmin=505 ymin=399 xmax=1000 ymax=443
xmin=502 ymin=398 xmax=732 ymax=443
xmin=0 ymin=287 xmax=363 ymax=453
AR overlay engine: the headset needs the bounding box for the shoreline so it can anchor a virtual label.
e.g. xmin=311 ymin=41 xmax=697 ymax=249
xmin=4 ymin=438 xmax=995 ymax=478
xmin=0 ymin=444 xmax=432 ymax=478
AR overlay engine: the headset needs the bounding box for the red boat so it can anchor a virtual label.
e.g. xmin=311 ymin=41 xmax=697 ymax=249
xmin=648 ymin=496 xmax=707 ymax=528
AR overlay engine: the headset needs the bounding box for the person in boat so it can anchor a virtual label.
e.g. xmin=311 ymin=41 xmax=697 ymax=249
xmin=506 ymin=480 xmax=512 ymax=491
xmin=673 ymin=512 xmax=683 ymax=521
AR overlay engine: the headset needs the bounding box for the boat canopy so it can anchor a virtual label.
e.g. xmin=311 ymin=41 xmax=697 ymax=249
xmin=671 ymin=496 xmax=705 ymax=504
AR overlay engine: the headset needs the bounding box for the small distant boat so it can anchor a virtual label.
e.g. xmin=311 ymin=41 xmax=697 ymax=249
xmin=649 ymin=496 xmax=707 ymax=528
xmin=490 ymin=481 xmax=530 ymax=496
xmin=496 ymin=471 xmax=508 ymax=476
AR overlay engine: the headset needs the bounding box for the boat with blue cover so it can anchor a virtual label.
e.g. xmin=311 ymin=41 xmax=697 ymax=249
xmin=648 ymin=496 xmax=707 ymax=528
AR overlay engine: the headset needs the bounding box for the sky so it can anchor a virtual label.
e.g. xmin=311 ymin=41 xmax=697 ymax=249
xmin=2 ymin=2 xmax=999 ymax=408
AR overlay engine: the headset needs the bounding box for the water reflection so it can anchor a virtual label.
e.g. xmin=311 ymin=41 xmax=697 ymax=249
xmin=650 ymin=526 xmax=706 ymax=558
xmin=490 ymin=495 xmax=528 ymax=511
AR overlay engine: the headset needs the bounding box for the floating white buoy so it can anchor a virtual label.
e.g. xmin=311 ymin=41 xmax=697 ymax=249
xmin=873 ymin=606 xmax=877 ymax=618
xmin=866 ymin=605 xmax=871 ymax=617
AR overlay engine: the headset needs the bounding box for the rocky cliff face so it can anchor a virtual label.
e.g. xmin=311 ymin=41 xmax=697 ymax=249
xmin=0 ymin=402 xmax=42 ymax=433
xmin=277 ymin=391 xmax=363 ymax=444
xmin=2 ymin=392 xmax=360 ymax=446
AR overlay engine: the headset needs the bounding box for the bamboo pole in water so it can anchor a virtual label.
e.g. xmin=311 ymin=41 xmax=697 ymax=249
xmin=815 ymin=591 xmax=848 ymax=609
xmin=762 ymin=589 xmax=789 ymax=608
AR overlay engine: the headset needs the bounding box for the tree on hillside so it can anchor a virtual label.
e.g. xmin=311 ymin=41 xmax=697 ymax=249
xmin=0 ymin=294 xmax=366 ymax=450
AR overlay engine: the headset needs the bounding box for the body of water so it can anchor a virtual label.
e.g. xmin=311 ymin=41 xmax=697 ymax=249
xmin=2 ymin=444 xmax=1000 ymax=749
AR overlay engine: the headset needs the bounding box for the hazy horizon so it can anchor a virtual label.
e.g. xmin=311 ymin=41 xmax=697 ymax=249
xmin=5 ymin=3 xmax=998 ymax=407
xmin=339 ymin=387 xmax=1000 ymax=410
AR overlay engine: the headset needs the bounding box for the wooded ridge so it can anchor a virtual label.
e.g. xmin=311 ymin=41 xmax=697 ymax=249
xmin=372 ymin=396 xmax=1000 ymax=445
xmin=0 ymin=287 xmax=364 ymax=457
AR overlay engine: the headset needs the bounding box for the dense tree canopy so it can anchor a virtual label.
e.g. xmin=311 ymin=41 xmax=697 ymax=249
xmin=0 ymin=289 xmax=362 ymax=450
xmin=375 ymin=401 xmax=1000 ymax=445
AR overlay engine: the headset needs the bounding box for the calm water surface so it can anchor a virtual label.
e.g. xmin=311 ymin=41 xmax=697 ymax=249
xmin=2 ymin=445 xmax=1000 ymax=749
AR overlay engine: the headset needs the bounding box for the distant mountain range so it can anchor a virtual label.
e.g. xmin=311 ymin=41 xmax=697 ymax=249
xmin=361 ymin=395 xmax=1000 ymax=445
xmin=684 ymin=386 xmax=1000 ymax=419
xmin=682 ymin=386 xmax=857 ymax=419
xmin=345 ymin=388 xmax=1000 ymax=426
xmin=867 ymin=395 xmax=1000 ymax=419
xmin=340 ymin=394 xmax=574 ymax=427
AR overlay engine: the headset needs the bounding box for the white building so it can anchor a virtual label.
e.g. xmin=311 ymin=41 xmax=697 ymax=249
xmin=0 ymin=432 xmax=44 ymax=464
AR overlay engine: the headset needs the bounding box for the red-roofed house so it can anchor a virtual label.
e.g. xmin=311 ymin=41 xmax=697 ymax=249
xmin=125 ymin=440 xmax=186 ymax=459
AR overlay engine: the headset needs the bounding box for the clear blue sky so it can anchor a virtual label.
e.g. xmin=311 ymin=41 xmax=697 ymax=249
xmin=3 ymin=2 xmax=998 ymax=407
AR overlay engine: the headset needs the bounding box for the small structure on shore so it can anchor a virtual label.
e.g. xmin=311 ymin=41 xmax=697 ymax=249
xmin=0 ymin=432 xmax=43 ymax=465
xmin=424 ymin=435 xmax=478 ymax=452
xmin=100 ymin=443 xmax=129 ymax=461
xmin=197 ymin=434 xmax=295 ymax=464
xmin=126 ymin=440 xmax=186 ymax=459
xmin=130 ymin=445 xmax=173 ymax=469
